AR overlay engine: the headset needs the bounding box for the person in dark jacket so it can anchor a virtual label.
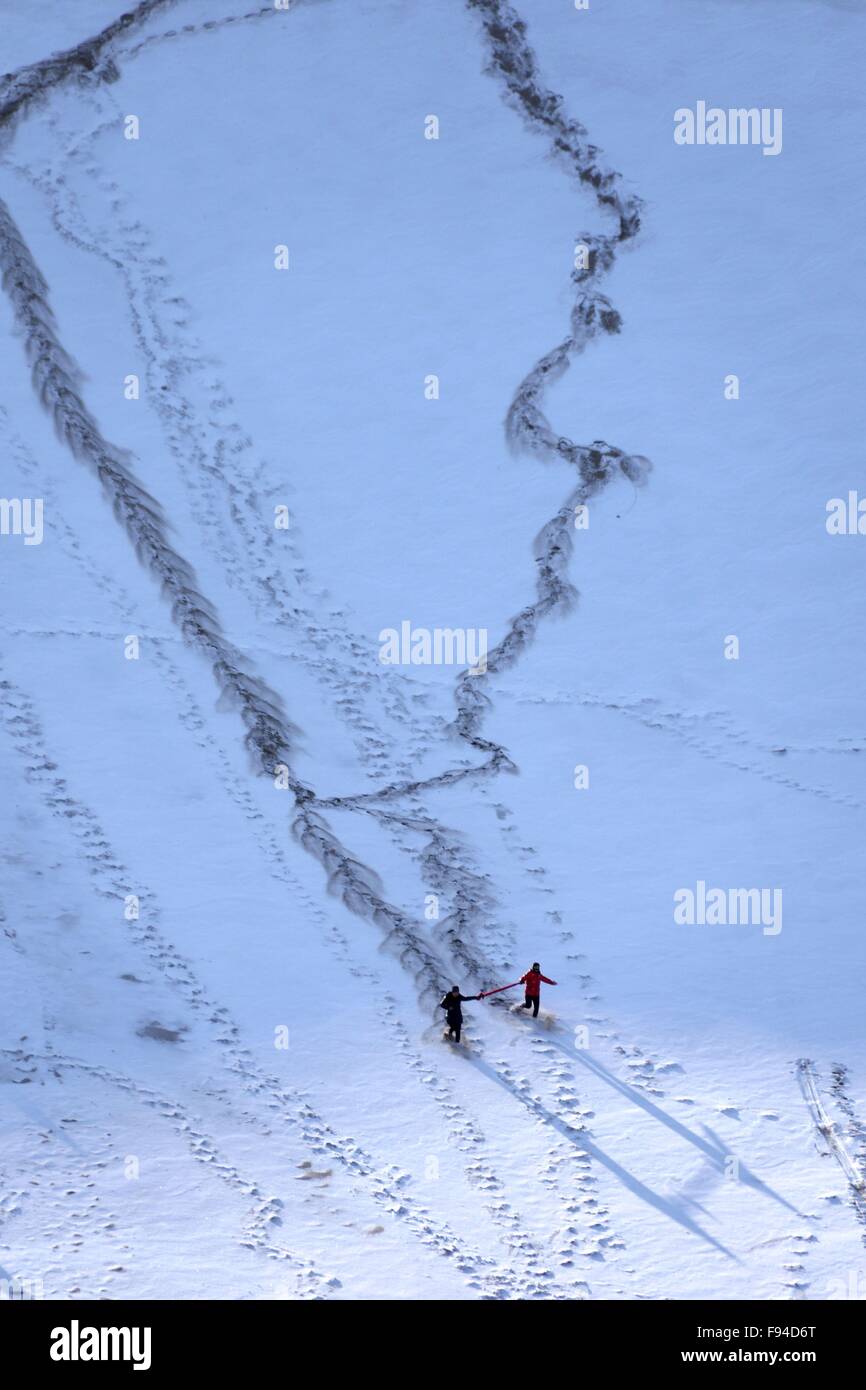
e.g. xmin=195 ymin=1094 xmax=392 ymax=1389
xmin=440 ymin=985 xmax=481 ymax=1043
xmin=520 ymin=962 xmax=557 ymax=1017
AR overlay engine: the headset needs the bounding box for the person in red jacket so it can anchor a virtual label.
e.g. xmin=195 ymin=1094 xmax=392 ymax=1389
xmin=520 ymin=962 xmax=557 ymax=1017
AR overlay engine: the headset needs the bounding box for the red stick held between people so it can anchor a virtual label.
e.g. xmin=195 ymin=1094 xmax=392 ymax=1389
xmin=447 ymin=963 xmax=558 ymax=1045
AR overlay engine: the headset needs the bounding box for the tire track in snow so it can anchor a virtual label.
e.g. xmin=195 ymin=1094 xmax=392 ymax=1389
xmin=830 ymin=1063 xmax=866 ymax=1188
xmin=797 ymin=1059 xmax=866 ymax=1235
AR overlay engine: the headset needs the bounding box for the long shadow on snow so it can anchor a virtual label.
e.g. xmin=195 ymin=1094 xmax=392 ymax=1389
xmin=541 ymin=1033 xmax=800 ymax=1217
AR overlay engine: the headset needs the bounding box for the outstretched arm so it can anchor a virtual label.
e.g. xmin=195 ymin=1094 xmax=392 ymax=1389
xmin=540 ymin=975 xmax=557 ymax=985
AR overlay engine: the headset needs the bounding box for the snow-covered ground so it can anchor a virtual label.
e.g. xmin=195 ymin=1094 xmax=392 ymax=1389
xmin=1 ymin=0 xmax=864 ymax=1301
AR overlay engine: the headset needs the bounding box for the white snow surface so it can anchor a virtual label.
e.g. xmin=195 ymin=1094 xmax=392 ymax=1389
xmin=0 ymin=0 xmax=864 ymax=1301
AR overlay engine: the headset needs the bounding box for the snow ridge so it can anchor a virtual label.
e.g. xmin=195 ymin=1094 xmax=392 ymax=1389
xmin=449 ymin=0 xmax=651 ymax=759
xmin=0 ymin=196 xmax=303 ymax=785
xmin=0 ymin=0 xmax=178 ymax=137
